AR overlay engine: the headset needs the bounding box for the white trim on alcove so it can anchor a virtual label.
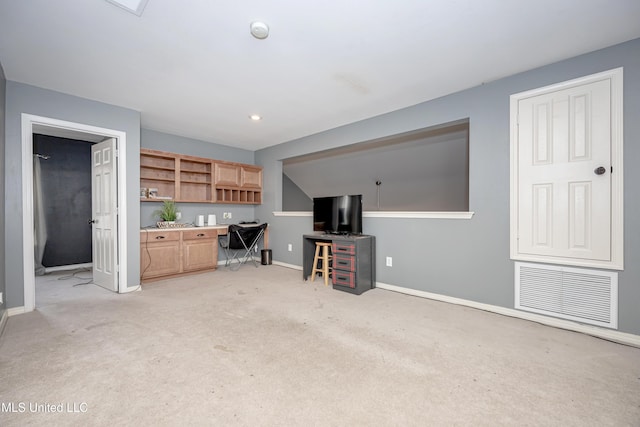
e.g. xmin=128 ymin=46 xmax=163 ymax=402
xmin=273 ymin=211 xmax=475 ymax=219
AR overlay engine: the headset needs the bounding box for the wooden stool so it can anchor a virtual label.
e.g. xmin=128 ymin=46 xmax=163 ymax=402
xmin=311 ymin=242 xmax=332 ymax=286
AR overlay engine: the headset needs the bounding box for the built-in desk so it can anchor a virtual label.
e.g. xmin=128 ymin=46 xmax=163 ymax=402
xmin=141 ymin=224 xmax=268 ymax=282
xmin=303 ymin=233 xmax=376 ymax=295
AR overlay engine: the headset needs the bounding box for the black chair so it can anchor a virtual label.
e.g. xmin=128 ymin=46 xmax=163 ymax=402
xmin=219 ymin=223 xmax=268 ymax=270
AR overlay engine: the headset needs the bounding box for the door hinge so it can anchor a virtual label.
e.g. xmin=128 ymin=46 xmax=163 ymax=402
xmin=611 ymin=166 xmax=613 ymax=174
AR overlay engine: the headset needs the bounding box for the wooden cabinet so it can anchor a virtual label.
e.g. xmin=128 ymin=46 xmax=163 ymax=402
xmin=140 ymin=227 xmax=220 ymax=282
xmin=241 ymin=165 xmax=262 ymax=189
xmin=213 ymin=161 xmax=263 ymax=204
xmin=178 ymin=157 xmax=212 ymax=202
xmin=140 ymin=150 xmax=177 ymax=201
xmin=182 ymin=229 xmax=218 ymax=272
xmin=214 ymin=162 xmax=240 ymax=187
xmin=140 ymin=229 xmax=181 ymax=279
xmin=140 ymin=149 xmax=262 ymax=205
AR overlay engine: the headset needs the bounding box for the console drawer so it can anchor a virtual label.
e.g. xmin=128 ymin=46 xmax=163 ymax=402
xmin=333 ymin=255 xmax=355 ymax=272
xmin=332 ymin=242 xmax=355 ymax=256
xmin=333 ymin=271 xmax=356 ymax=288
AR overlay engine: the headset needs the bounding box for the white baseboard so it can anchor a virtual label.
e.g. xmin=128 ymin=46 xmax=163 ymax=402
xmin=0 ymin=309 xmax=8 ymax=338
xmin=44 ymin=263 xmax=92 ymax=273
xmin=216 ymin=259 xmax=301 ymax=270
xmin=376 ymin=282 xmax=640 ymax=348
xmin=7 ymin=306 xmax=27 ymax=317
xmin=272 ymin=261 xmax=302 ymax=270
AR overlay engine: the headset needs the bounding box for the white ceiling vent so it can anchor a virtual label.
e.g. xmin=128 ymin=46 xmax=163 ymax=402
xmin=515 ymin=262 xmax=618 ymax=329
xmin=105 ymin=0 xmax=149 ymax=16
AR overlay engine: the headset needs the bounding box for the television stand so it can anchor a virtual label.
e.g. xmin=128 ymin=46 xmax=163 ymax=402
xmin=303 ymin=233 xmax=376 ymax=295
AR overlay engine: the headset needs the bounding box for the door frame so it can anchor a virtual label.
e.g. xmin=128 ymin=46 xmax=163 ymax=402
xmin=21 ymin=114 xmax=130 ymax=312
xmin=509 ymin=67 xmax=624 ymax=270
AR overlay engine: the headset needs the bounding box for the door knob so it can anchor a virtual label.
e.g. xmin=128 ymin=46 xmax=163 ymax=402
xmin=594 ymin=166 xmax=606 ymax=175
xmin=88 ymin=219 xmax=96 ymax=225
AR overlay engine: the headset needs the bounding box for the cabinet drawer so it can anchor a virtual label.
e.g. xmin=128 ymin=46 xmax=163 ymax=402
xmin=141 ymin=230 xmax=180 ymax=242
xmin=333 ymin=271 xmax=356 ymax=288
xmin=182 ymin=229 xmax=217 ymax=240
xmin=332 ymin=242 xmax=355 ymax=256
xmin=333 ymin=255 xmax=355 ymax=272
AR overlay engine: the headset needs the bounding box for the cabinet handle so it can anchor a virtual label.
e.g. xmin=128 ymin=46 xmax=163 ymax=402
xmin=155 ymin=235 xmax=165 ymax=240
xmin=197 ymin=233 xmax=205 ymax=237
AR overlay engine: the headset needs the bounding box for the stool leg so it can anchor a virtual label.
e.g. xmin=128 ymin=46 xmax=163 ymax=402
xmin=311 ymin=244 xmax=321 ymax=282
xmin=322 ymin=245 xmax=330 ymax=286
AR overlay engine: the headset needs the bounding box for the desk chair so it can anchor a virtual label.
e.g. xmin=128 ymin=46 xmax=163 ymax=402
xmin=219 ymin=223 xmax=268 ymax=270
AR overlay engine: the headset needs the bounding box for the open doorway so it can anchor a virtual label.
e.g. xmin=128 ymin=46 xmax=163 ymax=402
xmin=21 ymin=114 xmax=129 ymax=312
xmin=33 ymin=134 xmax=96 ymax=306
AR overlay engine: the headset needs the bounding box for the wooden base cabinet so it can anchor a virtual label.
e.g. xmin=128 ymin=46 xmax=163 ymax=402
xmin=140 ymin=228 xmax=219 ymax=282
xmin=182 ymin=229 xmax=218 ymax=272
xmin=140 ymin=231 xmax=181 ymax=279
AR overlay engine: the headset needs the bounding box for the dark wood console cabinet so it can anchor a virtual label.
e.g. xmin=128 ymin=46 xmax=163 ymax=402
xmin=303 ymin=233 xmax=376 ymax=295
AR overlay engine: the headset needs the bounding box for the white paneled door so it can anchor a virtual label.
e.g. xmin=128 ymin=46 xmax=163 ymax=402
xmin=511 ymin=69 xmax=623 ymax=269
xmin=91 ymin=138 xmax=118 ymax=291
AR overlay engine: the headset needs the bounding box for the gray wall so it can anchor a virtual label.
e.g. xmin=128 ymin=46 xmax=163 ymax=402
xmin=256 ymin=38 xmax=640 ymax=335
xmin=140 ymin=129 xmax=259 ymax=261
xmin=283 ymin=129 xmax=469 ymax=211
xmin=5 ymin=82 xmax=141 ymax=307
xmin=0 ymin=61 xmax=6 ymax=319
xmin=282 ymin=173 xmax=312 ymax=211
xmin=33 ymin=135 xmax=93 ymax=267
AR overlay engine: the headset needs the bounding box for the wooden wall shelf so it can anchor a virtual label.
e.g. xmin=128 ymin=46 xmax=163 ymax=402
xmin=140 ymin=148 xmax=262 ymax=205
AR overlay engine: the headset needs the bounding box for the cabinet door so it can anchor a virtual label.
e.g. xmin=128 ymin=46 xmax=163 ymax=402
xmin=182 ymin=229 xmax=218 ymax=272
xmin=241 ymin=166 xmax=263 ymax=189
xmin=183 ymin=239 xmax=217 ymax=271
xmin=214 ymin=162 xmax=240 ymax=186
xmin=140 ymin=233 xmax=181 ymax=279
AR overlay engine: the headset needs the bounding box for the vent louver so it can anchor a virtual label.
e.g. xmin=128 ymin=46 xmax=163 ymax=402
xmin=515 ymin=262 xmax=618 ymax=329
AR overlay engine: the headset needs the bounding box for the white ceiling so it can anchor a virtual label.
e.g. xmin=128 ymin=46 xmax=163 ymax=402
xmin=1 ymin=0 xmax=639 ymax=151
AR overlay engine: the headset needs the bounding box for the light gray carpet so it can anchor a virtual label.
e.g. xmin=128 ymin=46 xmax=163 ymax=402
xmin=1 ymin=265 xmax=639 ymax=426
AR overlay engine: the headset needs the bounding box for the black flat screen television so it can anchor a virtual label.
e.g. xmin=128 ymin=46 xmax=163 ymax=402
xmin=313 ymin=194 xmax=363 ymax=235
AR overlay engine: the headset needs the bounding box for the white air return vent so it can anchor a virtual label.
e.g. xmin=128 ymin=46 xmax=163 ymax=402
xmin=515 ymin=262 xmax=617 ymax=329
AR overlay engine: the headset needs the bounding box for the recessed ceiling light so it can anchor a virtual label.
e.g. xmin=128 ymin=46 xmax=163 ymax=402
xmin=249 ymin=114 xmax=262 ymax=121
xmin=104 ymin=0 xmax=149 ymax=16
